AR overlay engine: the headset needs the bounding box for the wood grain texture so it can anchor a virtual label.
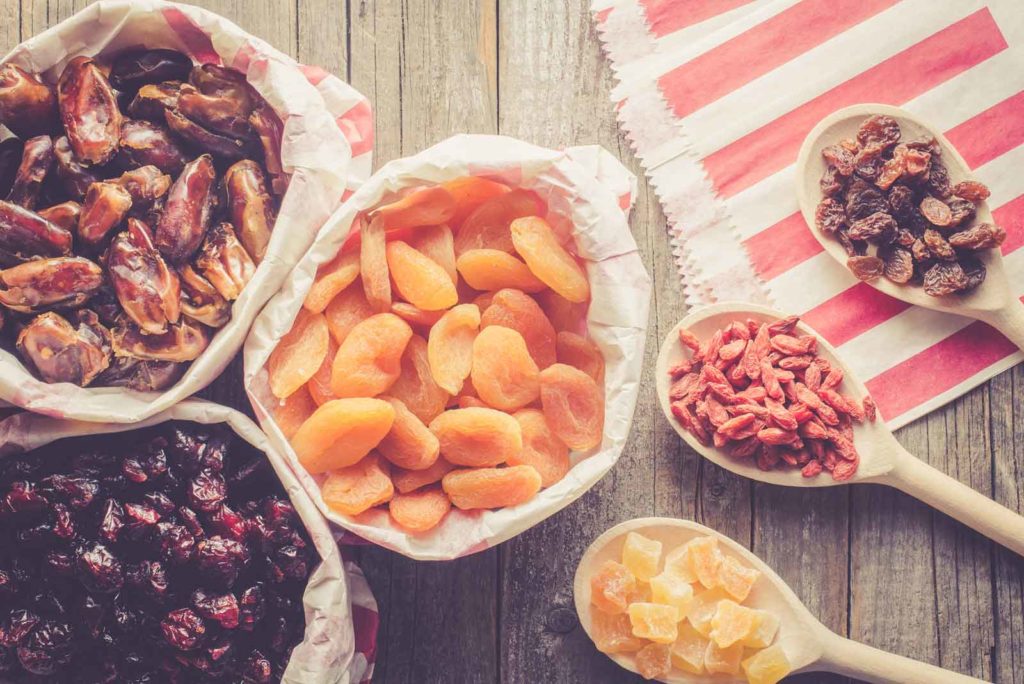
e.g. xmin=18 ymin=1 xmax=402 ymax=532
xmin=2 ymin=2 xmax=1022 ymax=682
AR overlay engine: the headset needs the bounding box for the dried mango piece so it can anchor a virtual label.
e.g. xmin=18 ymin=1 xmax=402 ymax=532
xmin=321 ymin=452 xmax=394 ymax=516
xmin=635 ymin=642 xmax=671 ymax=681
xmin=453 ymin=188 xmax=544 ymax=255
xmin=389 ymin=335 xmax=449 ymax=424
xmin=649 ymin=573 xmax=695 ymax=615
xmin=372 ymin=185 xmax=455 ymax=230
xmin=388 ymin=485 xmax=451 ymax=533
xmin=307 ymin=336 xmax=339 ymax=405
xmin=556 ymin=331 xmax=604 ymax=384
xmin=270 ymin=385 xmax=316 ymax=440
xmin=304 ymin=250 xmax=360 ymax=313
xmin=471 ymin=326 xmax=540 ymax=411
xmin=590 ymin=559 xmax=638 ymax=615
xmin=391 ymin=301 xmax=444 ymax=328
xmin=267 ymin=309 xmax=329 ymax=399
xmin=392 ymin=458 xmax=455 ymax=494
xmin=360 ymin=215 xmax=391 ymax=312
xmin=671 ymin=622 xmax=709 ymax=674
xmin=325 ymin=282 xmax=374 ymax=344
xmin=718 ymin=554 xmax=760 ymax=602
xmin=662 ymin=543 xmax=698 ymax=584
xmin=386 ymin=240 xmax=458 ymax=311
xmin=622 ymin=532 xmax=662 ymax=582
xmin=456 ymin=249 xmax=547 ymax=293
xmin=376 ymin=396 xmax=440 ymax=471
xmin=441 ymin=465 xmax=542 ymax=510
xmin=742 ymin=643 xmax=791 ymax=684
xmin=509 ymin=409 xmax=569 ymax=487
xmin=429 ymin=407 xmax=522 ymax=467
xmin=480 ymin=288 xmax=557 ymax=368
xmin=742 ymin=609 xmax=780 ymax=649
xmin=441 ymin=176 xmax=510 ymax=227
xmin=536 ymin=289 xmax=587 ymax=333
xmin=704 ymin=640 xmax=744 ymax=675
xmin=428 ymin=304 xmax=480 ymax=395
xmin=330 ymin=313 xmax=413 ymax=398
xmin=709 ymin=599 xmax=760 ymax=648
xmin=686 ymin=587 xmax=730 ymax=637
xmin=291 ymin=398 xmax=395 ymax=474
xmin=510 ymin=216 xmax=589 ymax=303
xmin=686 ymin=536 xmax=724 ymax=589
xmin=409 ymin=224 xmax=457 ymax=284
xmin=627 ymin=603 xmax=678 ymax=644
xmin=589 ymin=610 xmax=645 ymax=655
xmin=539 ymin=363 xmax=604 ymax=451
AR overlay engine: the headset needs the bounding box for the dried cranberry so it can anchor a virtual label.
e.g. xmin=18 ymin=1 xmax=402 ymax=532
xmin=207 ymin=503 xmax=248 ymax=542
xmin=3 ymin=480 xmax=49 ymax=515
xmin=169 ymin=428 xmax=206 ymax=474
xmin=17 ymin=521 xmax=55 ymax=547
xmin=268 ymin=545 xmax=309 ymax=584
xmin=161 ymin=607 xmax=205 ymax=651
xmin=98 ymin=498 xmax=125 ymax=544
xmin=177 ymin=505 xmax=205 ymax=538
xmin=126 ymin=560 xmax=169 ymax=601
xmin=77 ymin=594 xmax=106 ymax=638
xmin=121 ymin=456 xmax=148 ymax=484
xmin=154 ymin=522 xmax=195 ymax=565
xmin=16 ymin=619 xmax=73 ymax=675
xmin=0 ymin=609 xmax=40 ymax=647
xmin=188 ymin=470 xmax=226 ymax=512
xmin=237 ymin=584 xmax=266 ymax=631
xmin=76 ymin=542 xmax=124 ymax=594
xmin=142 ymin=491 xmax=176 ymax=516
xmin=196 ymin=536 xmax=249 ymax=588
xmin=45 ymin=550 xmax=75 ymax=577
xmin=52 ymin=502 xmax=75 ymax=539
xmin=0 ymin=570 xmax=16 ymax=601
xmin=41 ymin=474 xmax=100 ymax=509
xmin=241 ymin=649 xmax=272 ymax=683
xmin=191 ymin=588 xmax=239 ymax=629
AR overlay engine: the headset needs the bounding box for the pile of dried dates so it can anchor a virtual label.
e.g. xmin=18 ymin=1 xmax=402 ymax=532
xmin=0 ymin=48 xmax=284 ymax=389
xmin=0 ymin=422 xmax=315 ymax=682
xmin=815 ymin=114 xmax=1005 ymax=296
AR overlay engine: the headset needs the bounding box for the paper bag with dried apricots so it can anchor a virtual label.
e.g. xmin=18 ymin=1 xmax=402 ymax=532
xmin=243 ymin=134 xmax=650 ymax=561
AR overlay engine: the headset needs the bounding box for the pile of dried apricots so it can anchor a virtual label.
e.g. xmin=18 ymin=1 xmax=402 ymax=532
xmin=265 ymin=176 xmax=606 ymax=534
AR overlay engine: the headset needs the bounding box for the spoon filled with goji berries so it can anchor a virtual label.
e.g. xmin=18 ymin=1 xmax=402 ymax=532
xmin=796 ymin=103 xmax=1024 ymax=351
xmin=656 ymin=302 xmax=1024 ymax=557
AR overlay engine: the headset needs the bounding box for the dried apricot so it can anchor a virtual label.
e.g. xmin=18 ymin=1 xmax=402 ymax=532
xmin=704 ymin=640 xmax=743 ymax=675
xmin=409 ymin=224 xmax=457 ymax=284
xmin=377 ymin=396 xmax=440 ymax=471
xmin=291 ymin=398 xmax=395 ymax=474
xmin=325 ymin=282 xmax=374 ymax=344
xmin=441 ymin=176 xmax=510 ymax=227
xmin=453 ymin=188 xmax=544 ymax=255
xmin=386 ymin=240 xmax=458 ymax=311
xmin=590 ymin=610 xmax=645 ymax=654
xmin=535 ymin=289 xmax=587 ymax=333
xmin=456 ymin=249 xmax=546 ymax=293
xmin=267 ymin=308 xmax=329 ymax=399
xmin=742 ymin=644 xmax=791 ymax=684
xmin=590 ymin=559 xmax=638 ymax=614
xmin=321 ymin=452 xmax=394 ymax=516
xmin=635 ymin=643 xmax=671 ymax=681
xmin=390 ymin=334 xmax=449 ymax=423
xmin=269 ymin=385 xmax=316 ymax=439
xmin=391 ymin=301 xmax=444 ymax=328
xmin=388 ymin=485 xmax=451 ymax=533
xmin=628 ymin=603 xmax=678 ymax=644
xmin=539 ymin=363 xmax=604 ymax=451
xmin=480 ymin=289 xmax=557 ymax=368
xmin=672 ymin=622 xmax=708 ymax=674
xmin=472 ymin=291 xmax=495 ymax=313
xmin=372 ymin=185 xmax=455 ymax=230
xmin=428 ymin=407 xmax=522 ymax=467
xmin=304 ymin=250 xmax=360 ymax=313
xmin=307 ymin=335 xmax=339 ymax=405
xmin=471 ymin=326 xmax=540 ymax=411
xmin=330 ymin=313 xmax=413 ymax=398
xmin=510 ymin=216 xmax=589 ymax=303
xmin=623 ymin=532 xmax=662 ymax=581
xmin=441 ymin=465 xmax=542 ymax=510
xmin=392 ymin=458 xmax=455 ymax=494
xmin=457 ymin=396 xmax=488 ymax=409
xmin=556 ymin=331 xmax=604 ymax=383
xmin=428 ymin=304 xmax=480 ymax=394
xmin=360 ymin=215 xmax=391 ymax=312
xmin=509 ymin=409 xmax=569 ymax=487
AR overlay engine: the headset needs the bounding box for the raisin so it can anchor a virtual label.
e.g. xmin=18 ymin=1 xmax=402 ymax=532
xmin=920 ymin=196 xmax=953 ymax=227
xmin=821 ymin=144 xmax=855 ymax=175
xmin=845 ymin=178 xmax=889 ymax=221
xmin=857 ymin=114 xmax=901 ymax=150
xmin=948 ymin=222 xmax=1006 ymax=250
xmin=959 ymin=255 xmax=987 ymax=291
xmin=945 ymin=196 xmax=976 ymax=228
xmin=814 ymin=198 xmax=846 ymax=234
xmin=854 ymin=156 xmax=883 ymax=182
xmin=846 ymin=255 xmax=884 ymax=281
xmin=925 ymin=159 xmax=952 ymax=198
xmin=952 ymin=180 xmax=990 ymax=203
xmin=820 ymin=165 xmax=844 ymax=196
xmin=847 ymin=211 xmax=896 ymax=242
xmin=881 ymin=246 xmax=915 ymax=284
xmin=923 ymin=228 xmax=956 ymax=260
xmin=923 ymin=261 xmax=969 ymax=296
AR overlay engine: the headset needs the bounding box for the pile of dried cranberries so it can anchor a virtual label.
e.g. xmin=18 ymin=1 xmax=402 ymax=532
xmin=0 ymin=422 xmax=314 ymax=682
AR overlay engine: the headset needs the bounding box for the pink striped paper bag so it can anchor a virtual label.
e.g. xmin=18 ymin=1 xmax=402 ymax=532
xmin=594 ymin=0 xmax=1024 ymax=429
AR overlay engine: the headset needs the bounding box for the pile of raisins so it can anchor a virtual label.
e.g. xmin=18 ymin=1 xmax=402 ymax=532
xmin=815 ymin=114 xmax=1005 ymax=296
xmin=0 ymin=422 xmax=315 ymax=682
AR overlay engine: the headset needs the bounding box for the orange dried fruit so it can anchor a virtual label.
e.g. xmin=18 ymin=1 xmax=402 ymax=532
xmin=539 ymin=363 xmax=604 ymax=451
xmin=743 ymin=609 xmax=781 ymax=648
xmin=471 ymin=326 xmax=540 ymax=411
xmin=409 ymin=224 xmax=457 ymax=284
xmin=590 ymin=559 xmax=638 ymax=614
xmin=709 ymin=599 xmax=760 ymax=648
xmin=441 ymin=176 xmax=510 ymax=227
xmin=267 ymin=308 xmax=329 ymax=399
xmin=510 ymin=216 xmax=589 ymax=303
xmin=325 ymin=282 xmax=374 ymax=344
xmin=269 ymin=385 xmax=316 ymax=440
xmin=535 ymin=289 xmax=588 ymax=333
xmin=556 ymin=331 xmax=605 ymax=383
xmin=453 ymin=188 xmax=544 ymax=255
xmin=671 ymin=622 xmax=709 ymax=674
xmin=650 ymin=573 xmax=695 ymax=614
xmin=392 ymin=458 xmax=455 ymax=494
xmin=686 ymin=587 xmax=730 ymax=637
xmin=391 ymin=301 xmax=444 ymax=328
xmin=742 ymin=643 xmax=791 ymax=684
xmin=457 ymin=396 xmax=488 ymax=409
xmin=428 ymin=407 xmax=522 ymax=467
xmin=376 ymin=396 xmax=440 ymax=471
xmin=372 ymin=185 xmax=455 ymax=230
xmin=686 ymin=536 xmax=723 ymax=589
xmin=718 ymin=554 xmax=760 ymax=602
xmin=359 ymin=215 xmax=391 ymax=312
xmin=441 ymin=465 xmax=542 ymax=510
xmin=291 ymin=398 xmax=395 ymax=474
xmin=455 ymin=249 xmax=546 ymax=293
xmin=704 ymin=640 xmax=744 ymax=675
xmin=628 ymin=603 xmax=679 ymax=644
xmin=480 ymin=288 xmax=557 ymax=368
xmin=427 ymin=304 xmax=480 ymax=394
xmin=622 ymin=532 xmax=662 ymax=581
xmin=321 ymin=452 xmax=394 ymax=516
xmin=635 ymin=643 xmax=671 ymax=681
xmin=663 ymin=543 xmax=698 ymax=584
xmin=307 ymin=335 xmax=339 ymax=405
xmin=386 ymin=240 xmax=458 ymax=311
xmin=590 ymin=610 xmax=645 ymax=654
xmin=304 ymin=250 xmax=360 ymax=313
xmin=389 ymin=334 xmax=449 ymax=424
xmin=472 ymin=291 xmax=495 ymax=314
xmin=388 ymin=485 xmax=451 ymax=533
xmin=509 ymin=409 xmax=569 ymax=487
xmin=330 ymin=313 xmax=413 ymax=398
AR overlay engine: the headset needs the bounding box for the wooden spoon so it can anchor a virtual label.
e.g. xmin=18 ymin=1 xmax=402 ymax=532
xmin=655 ymin=302 xmax=1024 ymax=556
xmin=795 ymin=103 xmax=1024 ymax=350
xmin=574 ymin=517 xmax=986 ymax=683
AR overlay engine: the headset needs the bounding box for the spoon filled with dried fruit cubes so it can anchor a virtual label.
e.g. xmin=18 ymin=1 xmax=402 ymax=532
xmin=656 ymin=302 xmax=1024 ymax=557
xmin=796 ymin=104 xmax=1024 ymax=350
xmin=575 ymin=517 xmax=985 ymax=683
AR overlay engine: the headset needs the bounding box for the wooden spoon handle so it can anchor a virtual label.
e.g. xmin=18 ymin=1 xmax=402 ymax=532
xmin=882 ymin=449 xmax=1024 ymax=556
xmin=817 ymin=632 xmax=987 ymax=683
xmin=979 ymin=298 xmax=1024 ymax=351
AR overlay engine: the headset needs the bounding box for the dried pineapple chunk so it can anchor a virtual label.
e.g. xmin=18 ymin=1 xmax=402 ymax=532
xmin=685 ymin=536 xmax=723 ymax=589
xmin=705 ymin=640 xmax=744 ymax=675
xmin=622 ymin=532 xmax=662 ymax=582
xmin=718 ymin=553 xmax=760 ymax=601
xmin=671 ymin=621 xmax=709 ymax=674
xmin=628 ymin=602 xmax=679 ymax=644
xmin=709 ymin=599 xmax=761 ymax=648
xmin=590 ymin=560 xmax=638 ymax=614
xmin=649 ymin=572 xmax=695 ymax=615
xmin=635 ymin=642 xmax=671 ymax=681
xmin=742 ymin=643 xmax=792 ymax=684
xmin=743 ymin=609 xmax=781 ymax=648
xmin=686 ymin=586 xmax=730 ymax=637
xmin=590 ymin=610 xmax=645 ymax=654
xmin=662 ymin=543 xmax=698 ymax=583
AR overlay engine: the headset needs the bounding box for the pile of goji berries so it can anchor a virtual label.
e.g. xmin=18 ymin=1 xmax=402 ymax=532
xmin=667 ymin=316 xmax=876 ymax=481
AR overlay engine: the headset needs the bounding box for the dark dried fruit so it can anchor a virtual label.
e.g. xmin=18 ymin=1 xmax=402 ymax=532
xmin=948 ymin=222 xmax=1005 ymax=250
xmin=0 ymin=65 xmax=57 ymax=138
xmin=76 ymin=542 xmax=124 ymax=594
xmin=161 ymin=607 xmax=205 ymax=651
xmin=925 ymin=159 xmax=951 ymax=198
xmin=821 ymin=144 xmax=855 ymax=175
xmin=154 ymin=154 xmax=215 ymax=264
xmin=881 ymin=246 xmax=914 ymax=284
xmin=0 ymin=256 xmax=104 ymax=313
xmin=7 ymin=135 xmax=54 ymax=210
xmin=820 ymin=164 xmax=844 ymax=196
xmin=857 ymin=114 xmax=900 ymax=151
xmin=188 ymin=469 xmax=227 ymax=512
xmin=107 ymin=218 xmax=181 ymax=334
xmin=923 ymin=228 xmax=956 ymax=260
xmin=946 ymin=196 xmax=976 ymax=228
xmin=16 ymin=619 xmax=73 ymax=675
xmin=844 ymin=178 xmax=889 ymax=221
xmin=117 ymin=118 xmax=190 ymax=176
xmin=814 ymin=198 xmax=846 ymax=234
xmin=0 ymin=200 xmax=73 ymax=263
xmin=847 ymin=211 xmax=896 ymax=242
xmin=78 ymin=181 xmax=133 ymax=247
xmin=110 ymin=49 xmax=192 ymax=92
xmin=951 ymin=180 xmax=990 ymax=203
xmin=195 ymin=536 xmax=249 ymax=588
xmin=57 ymin=56 xmax=123 ymax=166
xmin=923 ymin=261 xmax=969 ymax=296
xmin=847 ymin=255 xmax=884 ymax=281
xmin=191 ymin=589 xmax=239 ymax=629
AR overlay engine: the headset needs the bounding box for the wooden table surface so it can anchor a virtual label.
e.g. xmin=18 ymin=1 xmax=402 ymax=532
xmin=4 ymin=1 xmax=1023 ymax=682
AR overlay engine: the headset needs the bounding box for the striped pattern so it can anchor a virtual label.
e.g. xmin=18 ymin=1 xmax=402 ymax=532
xmin=594 ymin=0 xmax=1024 ymax=428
